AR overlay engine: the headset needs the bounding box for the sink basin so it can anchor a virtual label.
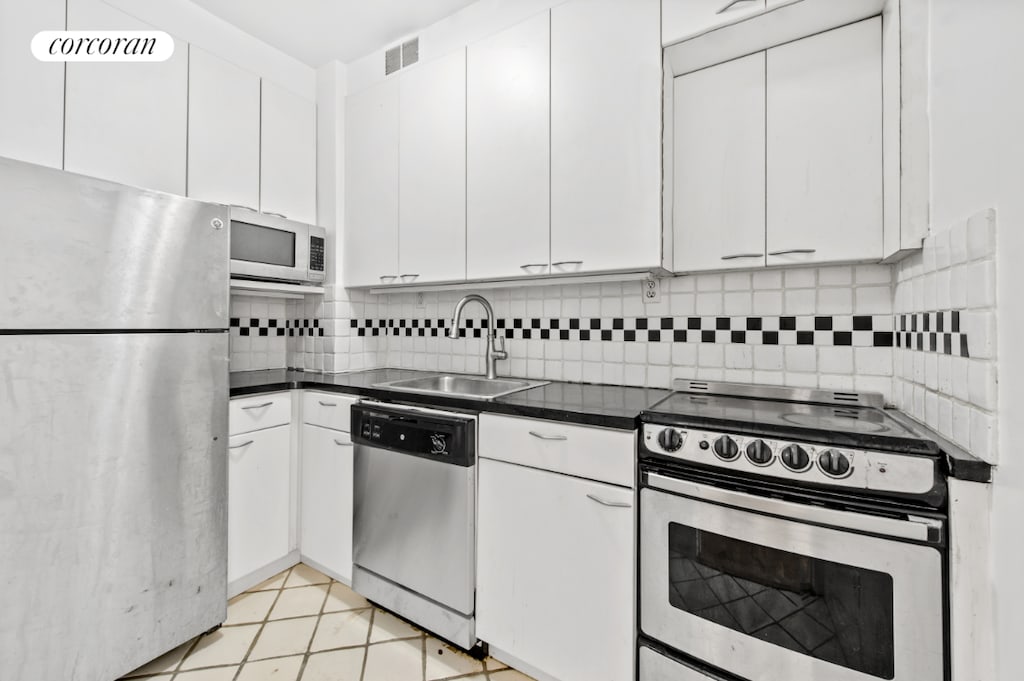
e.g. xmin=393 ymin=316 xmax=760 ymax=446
xmin=372 ymin=374 xmax=548 ymax=400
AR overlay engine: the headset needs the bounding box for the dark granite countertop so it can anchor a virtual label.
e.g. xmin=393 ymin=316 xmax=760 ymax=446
xmin=230 ymin=369 xmax=672 ymax=431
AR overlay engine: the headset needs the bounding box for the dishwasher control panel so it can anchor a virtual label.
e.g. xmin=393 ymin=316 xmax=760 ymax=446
xmin=351 ymin=403 xmax=477 ymax=467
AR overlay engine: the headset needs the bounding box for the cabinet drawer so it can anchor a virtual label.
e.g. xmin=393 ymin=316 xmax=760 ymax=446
xmin=303 ymin=392 xmax=358 ymax=432
xmin=229 ymin=392 xmax=292 ymax=435
xmin=479 ymin=414 xmax=634 ymax=488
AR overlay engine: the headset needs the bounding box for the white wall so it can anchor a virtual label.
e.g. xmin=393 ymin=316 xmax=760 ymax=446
xmin=102 ymin=0 xmax=316 ymax=98
xmin=316 ymin=61 xmax=348 ymax=286
xmin=927 ymin=1 xmax=1024 ymax=678
xmin=345 ymin=0 xmax=569 ymax=95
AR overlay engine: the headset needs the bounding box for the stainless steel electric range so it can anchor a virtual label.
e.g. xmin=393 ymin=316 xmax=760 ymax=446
xmin=637 ymin=380 xmax=949 ymax=681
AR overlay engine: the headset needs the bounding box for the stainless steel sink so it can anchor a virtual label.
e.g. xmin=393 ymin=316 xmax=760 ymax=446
xmin=372 ymin=374 xmax=548 ymax=400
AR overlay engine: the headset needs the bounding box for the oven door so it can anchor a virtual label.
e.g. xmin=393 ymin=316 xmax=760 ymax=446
xmin=640 ymin=473 xmax=945 ymax=681
xmin=229 ymin=207 xmax=310 ymax=282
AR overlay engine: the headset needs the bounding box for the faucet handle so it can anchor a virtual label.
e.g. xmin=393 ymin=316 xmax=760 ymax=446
xmin=492 ymin=332 xmax=508 ymax=360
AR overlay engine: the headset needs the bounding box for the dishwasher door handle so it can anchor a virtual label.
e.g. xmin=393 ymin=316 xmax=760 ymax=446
xmin=586 ymin=493 xmax=632 ymax=508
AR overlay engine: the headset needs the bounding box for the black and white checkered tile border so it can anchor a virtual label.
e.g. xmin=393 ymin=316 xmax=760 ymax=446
xmin=229 ymin=318 xmax=324 ymax=337
xmin=350 ymin=315 xmax=899 ymax=347
xmin=895 ymin=310 xmax=970 ymax=357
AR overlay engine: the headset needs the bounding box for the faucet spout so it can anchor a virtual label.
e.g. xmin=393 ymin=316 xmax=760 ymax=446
xmin=448 ymin=294 xmax=507 ymax=379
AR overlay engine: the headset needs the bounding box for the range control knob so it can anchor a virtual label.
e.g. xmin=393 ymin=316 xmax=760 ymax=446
xmin=713 ymin=435 xmax=740 ymax=461
xmin=818 ymin=449 xmax=852 ymax=478
xmin=780 ymin=444 xmax=811 ymax=471
xmin=745 ymin=439 xmax=773 ymax=466
xmin=657 ymin=428 xmax=684 ymax=453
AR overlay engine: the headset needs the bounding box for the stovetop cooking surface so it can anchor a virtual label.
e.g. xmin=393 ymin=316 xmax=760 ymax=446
xmin=643 ymin=391 xmax=941 ymax=456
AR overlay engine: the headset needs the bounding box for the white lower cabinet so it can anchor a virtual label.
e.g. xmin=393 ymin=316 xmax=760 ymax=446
xmin=300 ymin=394 xmax=356 ymax=583
xmin=477 ymin=456 xmax=634 ymax=681
xmin=227 ymin=424 xmax=291 ymax=586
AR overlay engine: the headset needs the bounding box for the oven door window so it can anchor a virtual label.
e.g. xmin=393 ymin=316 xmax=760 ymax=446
xmin=668 ymin=523 xmax=895 ymax=679
xmin=231 ymin=221 xmax=296 ymax=267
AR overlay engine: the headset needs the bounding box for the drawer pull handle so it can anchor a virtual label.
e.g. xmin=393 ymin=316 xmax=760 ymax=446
xmin=717 ymin=0 xmax=758 ymax=13
xmin=720 ymin=252 xmax=763 ymax=260
xmin=529 ymin=431 xmax=567 ymax=441
xmin=318 ymin=400 xmax=337 ymax=407
xmin=768 ymin=248 xmax=817 ymax=256
xmin=586 ymin=494 xmax=631 ymax=508
xmin=229 ymin=440 xmax=254 ymax=449
xmin=334 ymin=439 xmax=354 ymax=447
xmin=241 ymin=402 xmax=273 ymax=410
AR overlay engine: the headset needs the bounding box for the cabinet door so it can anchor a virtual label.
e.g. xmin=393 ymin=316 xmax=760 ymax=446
xmin=399 ymin=49 xmax=467 ymax=284
xmin=228 ymin=425 xmax=291 ymax=584
xmin=187 ymin=46 xmax=260 ymax=209
xmin=478 ymin=458 xmax=634 ymax=681
xmin=344 ymin=79 xmax=400 ymax=287
xmin=766 ymin=17 xmax=882 ymax=265
xmin=64 ymin=0 xmax=187 ymax=194
xmin=673 ymin=52 xmax=766 ymax=272
xmin=467 ymin=12 xmax=550 ymax=281
xmin=301 ymin=425 xmax=354 ymax=582
xmin=663 ymin=0 xmax=766 ymax=46
xmin=0 ymin=0 xmax=64 ymax=168
xmin=261 ymin=81 xmax=317 ymax=224
xmin=550 ymin=0 xmax=662 ymax=274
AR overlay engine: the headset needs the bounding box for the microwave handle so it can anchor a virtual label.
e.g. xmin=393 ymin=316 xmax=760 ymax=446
xmin=644 ymin=472 xmax=944 ymax=544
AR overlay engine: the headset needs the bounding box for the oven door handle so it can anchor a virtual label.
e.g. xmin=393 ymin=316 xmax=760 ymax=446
xmin=644 ymin=472 xmax=944 ymax=544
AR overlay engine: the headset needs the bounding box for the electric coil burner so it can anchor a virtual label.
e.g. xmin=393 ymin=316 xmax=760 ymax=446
xmin=637 ymin=380 xmax=949 ymax=681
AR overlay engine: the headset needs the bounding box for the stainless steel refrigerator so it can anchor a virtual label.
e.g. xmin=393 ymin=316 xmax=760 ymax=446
xmin=0 ymin=157 xmax=230 ymax=681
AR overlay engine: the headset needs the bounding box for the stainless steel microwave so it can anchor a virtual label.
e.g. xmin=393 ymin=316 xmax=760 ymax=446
xmin=229 ymin=207 xmax=326 ymax=284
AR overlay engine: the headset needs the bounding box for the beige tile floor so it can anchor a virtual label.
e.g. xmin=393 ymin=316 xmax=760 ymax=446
xmin=121 ymin=564 xmax=535 ymax=681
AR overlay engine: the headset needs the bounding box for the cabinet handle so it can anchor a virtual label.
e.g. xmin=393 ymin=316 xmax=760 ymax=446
xmin=263 ymin=211 xmax=288 ymax=219
xmin=229 ymin=440 xmax=254 ymax=449
xmin=334 ymin=439 xmax=354 ymax=447
xmin=520 ymin=264 xmax=547 ymax=270
xmin=318 ymin=400 xmax=337 ymax=407
xmin=241 ymin=402 xmax=274 ymax=410
xmin=399 ymin=274 xmax=419 ymax=282
xmin=552 ymin=260 xmax=583 ymax=267
xmin=229 ymin=204 xmax=258 ymax=212
xmin=717 ymin=0 xmax=759 ymax=14
xmin=586 ymin=493 xmax=632 ymax=508
xmin=379 ymin=275 xmax=398 ymax=283
xmin=720 ymin=252 xmax=764 ymax=260
xmin=529 ymin=431 xmax=568 ymax=441
xmin=768 ymin=248 xmax=817 ymax=256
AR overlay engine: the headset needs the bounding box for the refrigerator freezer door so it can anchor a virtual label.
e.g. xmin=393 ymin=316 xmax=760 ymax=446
xmin=0 ymin=333 xmax=229 ymax=681
xmin=0 ymin=156 xmax=228 ymax=330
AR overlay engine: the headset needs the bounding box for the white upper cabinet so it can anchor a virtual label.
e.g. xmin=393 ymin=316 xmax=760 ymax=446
xmin=673 ymin=52 xmax=766 ymax=272
xmin=344 ymin=79 xmax=400 ymax=287
xmin=467 ymin=11 xmax=551 ymax=281
xmin=398 ymin=49 xmax=467 ymax=284
xmin=550 ymin=0 xmax=662 ymax=275
xmin=260 ymin=81 xmax=317 ymax=224
xmin=187 ymin=46 xmax=260 ymax=209
xmin=64 ymin=0 xmax=188 ymax=195
xmin=766 ymin=17 xmax=882 ymax=266
xmin=663 ymin=0 xmax=766 ymax=46
xmin=0 ymin=0 xmax=64 ymax=168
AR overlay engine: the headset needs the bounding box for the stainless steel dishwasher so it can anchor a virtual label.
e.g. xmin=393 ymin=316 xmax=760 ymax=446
xmin=351 ymin=401 xmax=480 ymax=651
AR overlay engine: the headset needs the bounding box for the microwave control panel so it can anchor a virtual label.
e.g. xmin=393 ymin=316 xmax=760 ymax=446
xmin=309 ymin=235 xmax=325 ymax=275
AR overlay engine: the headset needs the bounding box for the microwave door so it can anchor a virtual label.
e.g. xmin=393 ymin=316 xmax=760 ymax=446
xmin=230 ymin=219 xmax=307 ymax=282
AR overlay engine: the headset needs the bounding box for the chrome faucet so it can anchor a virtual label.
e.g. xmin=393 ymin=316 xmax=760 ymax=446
xmin=448 ymin=294 xmax=508 ymax=379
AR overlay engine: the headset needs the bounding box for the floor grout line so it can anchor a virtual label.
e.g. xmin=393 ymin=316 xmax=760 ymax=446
xmin=226 ymin=565 xmax=294 ymax=681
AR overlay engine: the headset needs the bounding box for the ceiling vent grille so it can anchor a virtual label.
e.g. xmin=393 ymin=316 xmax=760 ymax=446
xmin=385 ymin=46 xmax=401 ymax=75
xmin=402 ymin=38 xmax=420 ymax=67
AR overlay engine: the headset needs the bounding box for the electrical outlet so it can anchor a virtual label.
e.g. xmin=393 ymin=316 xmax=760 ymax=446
xmin=415 ymin=292 xmax=425 ymax=308
xmin=642 ymin=278 xmax=661 ymax=304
